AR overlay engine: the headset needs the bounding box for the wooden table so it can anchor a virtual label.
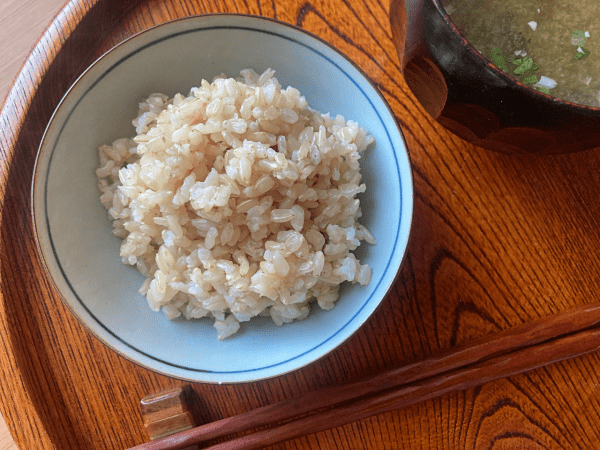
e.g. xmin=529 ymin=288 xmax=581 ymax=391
xmin=3 ymin=0 xmax=600 ymax=449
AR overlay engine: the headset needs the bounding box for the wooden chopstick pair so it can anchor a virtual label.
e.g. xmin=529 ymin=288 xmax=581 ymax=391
xmin=129 ymin=302 xmax=600 ymax=450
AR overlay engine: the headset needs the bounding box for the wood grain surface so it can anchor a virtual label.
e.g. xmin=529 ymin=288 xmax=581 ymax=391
xmin=0 ymin=1 xmax=67 ymax=447
xmin=3 ymin=0 xmax=600 ymax=449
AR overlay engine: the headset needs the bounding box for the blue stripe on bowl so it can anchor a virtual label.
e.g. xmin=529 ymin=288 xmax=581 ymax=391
xmin=44 ymin=20 xmax=406 ymax=375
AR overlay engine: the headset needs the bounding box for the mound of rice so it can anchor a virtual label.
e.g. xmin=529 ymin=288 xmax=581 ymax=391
xmin=96 ymin=68 xmax=376 ymax=339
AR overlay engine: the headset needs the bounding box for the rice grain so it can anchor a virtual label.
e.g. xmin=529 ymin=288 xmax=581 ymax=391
xmin=97 ymin=68 xmax=375 ymax=339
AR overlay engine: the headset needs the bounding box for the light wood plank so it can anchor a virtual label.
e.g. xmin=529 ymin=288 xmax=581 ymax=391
xmin=0 ymin=0 xmax=66 ymax=103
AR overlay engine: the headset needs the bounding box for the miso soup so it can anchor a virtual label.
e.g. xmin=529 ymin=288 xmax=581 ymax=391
xmin=442 ymin=0 xmax=600 ymax=107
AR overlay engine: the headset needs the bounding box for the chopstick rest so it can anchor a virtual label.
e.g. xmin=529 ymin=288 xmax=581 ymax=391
xmin=141 ymin=385 xmax=198 ymax=449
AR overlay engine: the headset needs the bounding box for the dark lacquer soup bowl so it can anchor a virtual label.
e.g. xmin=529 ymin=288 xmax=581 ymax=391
xmin=390 ymin=0 xmax=600 ymax=155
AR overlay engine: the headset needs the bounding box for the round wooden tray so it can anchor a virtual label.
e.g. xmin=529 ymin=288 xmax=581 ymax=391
xmin=3 ymin=0 xmax=600 ymax=449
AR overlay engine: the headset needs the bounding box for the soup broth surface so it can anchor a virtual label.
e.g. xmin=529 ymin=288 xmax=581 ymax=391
xmin=442 ymin=0 xmax=600 ymax=107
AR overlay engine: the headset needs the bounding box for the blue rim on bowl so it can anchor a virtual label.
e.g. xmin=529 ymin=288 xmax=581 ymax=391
xmin=31 ymin=14 xmax=414 ymax=383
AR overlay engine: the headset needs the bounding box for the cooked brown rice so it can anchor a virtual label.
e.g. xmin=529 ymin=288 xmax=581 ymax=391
xmin=96 ymin=68 xmax=375 ymax=339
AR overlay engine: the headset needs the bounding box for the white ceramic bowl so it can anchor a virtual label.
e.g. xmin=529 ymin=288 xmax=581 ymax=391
xmin=32 ymin=14 xmax=413 ymax=383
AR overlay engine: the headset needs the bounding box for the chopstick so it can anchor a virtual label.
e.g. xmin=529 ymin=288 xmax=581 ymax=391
xmin=203 ymin=325 xmax=600 ymax=450
xmin=128 ymin=302 xmax=600 ymax=450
